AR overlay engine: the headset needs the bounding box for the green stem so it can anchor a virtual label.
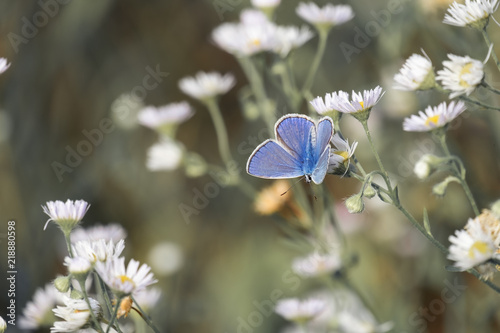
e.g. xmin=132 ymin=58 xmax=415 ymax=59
xmin=204 ymin=98 xmax=234 ymax=169
xmin=63 ymin=230 xmax=74 ymax=258
xmin=481 ymin=81 xmax=500 ymax=95
xmin=301 ymin=29 xmax=329 ymax=100
xmin=78 ymin=279 xmax=104 ymax=333
xmin=131 ymin=295 xmax=161 ymax=333
xmin=238 ymin=57 xmax=275 ymax=130
xmin=106 ymin=296 xmax=122 ymax=333
xmin=360 ymin=119 xmax=392 ymax=191
xmin=459 ymin=95 xmax=500 ymax=111
xmin=436 ymin=133 xmax=480 ymax=216
xmin=482 ymin=29 xmax=500 ymax=72
xmin=95 ymin=273 xmax=113 ymax=319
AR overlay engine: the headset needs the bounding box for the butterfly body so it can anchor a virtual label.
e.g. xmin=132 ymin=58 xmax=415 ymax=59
xmin=246 ymin=114 xmax=334 ymax=184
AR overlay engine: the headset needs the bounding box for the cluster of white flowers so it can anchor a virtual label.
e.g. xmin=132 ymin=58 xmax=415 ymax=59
xmin=18 ymin=199 xmax=174 ymax=332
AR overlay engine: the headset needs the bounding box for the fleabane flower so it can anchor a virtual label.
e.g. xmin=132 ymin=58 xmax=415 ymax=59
xmin=51 ymin=295 xmax=101 ymax=332
xmin=328 ymin=134 xmax=358 ymax=175
xmin=296 ymin=2 xmax=354 ymax=30
xmin=0 ymin=58 xmax=10 ymax=74
xmin=212 ymin=21 xmax=278 ymax=56
xmin=146 ymin=138 xmax=184 ymax=171
xmin=72 ymin=239 xmax=125 ymax=265
xmin=42 ymin=200 xmax=90 ymax=233
xmin=275 ymin=25 xmax=314 ymax=57
xmin=393 ymin=51 xmax=435 ymax=91
xmin=443 ymin=0 xmax=499 ymax=30
xmin=179 ymin=71 xmax=235 ymax=101
xmin=19 ymin=284 xmax=64 ymax=330
xmin=275 ymin=298 xmax=326 ymax=324
xmin=71 ymin=223 xmax=127 ymax=244
xmin=137 ymin=102 xmax=194 ymax=131
xmin=328 ymin=86 xmax=385 ymax=122
xmin=95 ymin=257 xmax=158 ymax=296
xmin=292 ymin=251 xmax=342 ymax=277
xmin=402 ymin=101 xmax=467 ymax=132
xmin=436 ymin=54 xmax=485 ymax=98
xmin=448 ymin=211 xmax=500 ymax=275
xmin=64 ymin=256 xmax=92 ymax=279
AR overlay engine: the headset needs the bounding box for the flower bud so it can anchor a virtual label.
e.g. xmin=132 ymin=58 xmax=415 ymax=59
xmin=432 ymin=176 xmax=460 ymax=197
xmin=345 ymin=193 xmax=364 ymax=214
xmin=54 ymin=275 xmax=71 ymax=293
xmin=414 ymin=154 xmax=445 ymax=179
xmin=490 ymin=199 xmax=500 ymax=219
xmin=65 ymin=256 xmax=92 ymax=281
xmin=362 ymin=184 xmax=376 ymax=198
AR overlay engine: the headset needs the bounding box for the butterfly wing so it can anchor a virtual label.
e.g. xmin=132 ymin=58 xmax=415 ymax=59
xmin=246 ymin=140 xmax=304 ymax=179
xmin=311 ymin=145 xmax=331 ymax=184
xmin=275 ymin=114 xmax=315 ymax=161
xmin=314 ymin=117 xmax=334 ymax=160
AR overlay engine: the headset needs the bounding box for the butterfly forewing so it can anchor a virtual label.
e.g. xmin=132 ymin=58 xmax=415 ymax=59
xmin=247 ymin=140 xmax=304 ymax=179
xmin=275 ymin=114 xmax=315 ymax=161
xmin=315 ymin=117 xmax=334 ymax=159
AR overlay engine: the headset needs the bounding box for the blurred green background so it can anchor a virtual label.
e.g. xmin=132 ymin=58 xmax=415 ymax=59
xmin=1 ymin=0 xmax=500 ymax=332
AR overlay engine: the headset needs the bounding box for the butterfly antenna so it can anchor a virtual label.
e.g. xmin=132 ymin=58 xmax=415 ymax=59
xmin=281 ymin=177 xmax=304 ymax=196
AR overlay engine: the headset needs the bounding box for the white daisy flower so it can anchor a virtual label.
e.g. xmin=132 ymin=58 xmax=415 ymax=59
xmin=179 ymin=72 xmax=235 ymax=100
xmin=72 ymin=239 xmax=125 ymax=265
xmin=212 ymin=22 xmax=278 ymax=56
xmin=133 ymin=287 xmax=162 ymax=311
xmin=275 ymin=298 xmax=326 ymax=323
xmin=95 ymin=257 xmax=158 ymax=296
xmin=64 ymin=256 xmax=92 ymax=276
xmin=310 ymin=91 xmax=349 ymax=115
xmin=403 ymin=101 xmax=467 ymax=132
xmin=71 ymin=223 xmax=127 ymax=244
xmin=137 ymin=102 xmax=194 ymax=129
xmin=296 ymin=2 xmax=354 ymax=27
xmin=292 ymin=251 xmax=342 ymax=277
xmin=329 ymin=86 xmax=385 ymax=115
xmin=448 ymin=213 xmax=500 ymax=271
xmin=309 ymin=289 xmax=393 ymax=333
xmin=275 ymin=25 xmax=314 ymax=57
xmin=19 ymin=284 xmax=64 ymax=330
xmin=146 ymin=138 xmax=184 ymax=171
xmin=443 ymin=0 xmax=499 ymax=29
xmin=42 ymin=199 xmax=90 ymax=232
xmin=51 ymin=295 xmax=101 ymax=333
xmin=393 ymin=51 xmax=435 ymax=91
xmin=436 ymin=54 xmax=484 ymax=98
xmin=251 ymin=0 xmax=281 ymax=9
xmin=0 ymin=316 xmax=6 ymax=333
xmin=0 ymin=58 xmax=10 ymax=74
xmin=328 ymin=134 xmax=358 ymax=175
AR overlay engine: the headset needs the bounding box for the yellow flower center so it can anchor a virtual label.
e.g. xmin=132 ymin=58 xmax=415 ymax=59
xmin=250 ymin=39 xmax=261 ymax=47
xmin=425 ymin=115 xmax=440 ymax=126
xmin=334 ymin=151 xmax=349 ymax=161
xmin=359 ymin=101 xmax=364 ymax=109
xmin=459 ymin=63 xmax=473 ymax=87
xmin=119 ymin=275 xmax=135 ymax=285
xmin=468 ymin=241 xmax=490 ymax=258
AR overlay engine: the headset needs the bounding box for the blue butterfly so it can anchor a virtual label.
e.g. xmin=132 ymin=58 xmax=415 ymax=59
xmin=246 ymin=114 xmax=334 ymax=184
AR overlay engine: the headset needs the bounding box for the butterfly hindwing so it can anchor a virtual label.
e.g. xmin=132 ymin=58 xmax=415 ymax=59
xmin=315 ymin=117 xmax=334 ymax=159
xmin=311 ymin=145 xmax=331 ymax=184
xmin=247 ymin=140 xmax=304 ymax=179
